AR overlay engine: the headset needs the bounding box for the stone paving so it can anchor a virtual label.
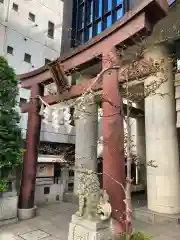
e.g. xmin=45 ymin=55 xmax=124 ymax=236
xmin=0 ymin=202 xmax=180 ymax=239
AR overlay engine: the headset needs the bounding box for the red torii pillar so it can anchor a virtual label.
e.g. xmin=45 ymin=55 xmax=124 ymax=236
xmin=102 ymin=49 xmax=125 ymax=230
xmin=18 ymin=84 xmax=44 ymax=220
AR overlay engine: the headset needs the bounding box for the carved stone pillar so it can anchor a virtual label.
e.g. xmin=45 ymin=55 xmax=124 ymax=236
xmin=74 ymin=100 xmax=98 ymax=194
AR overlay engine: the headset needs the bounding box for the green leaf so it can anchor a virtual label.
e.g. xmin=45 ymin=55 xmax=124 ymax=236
xmin=0 ymin=56 xmax=23 ymax=169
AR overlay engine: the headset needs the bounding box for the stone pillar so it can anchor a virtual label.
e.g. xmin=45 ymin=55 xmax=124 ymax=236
xmin=102 ymin=49 xmax=125 ymax=225
xmin=136 ymin=101 xmax=146 ymax=185
xmin=18 ymin=84 xmax=43 ymax=219
xmin=61 ymin=168 xmax=69 ymax=192
xmin=74 ymin=102 xmax=98 ymax=194
xmin=144 ymin=44 xmax=180 ymax=214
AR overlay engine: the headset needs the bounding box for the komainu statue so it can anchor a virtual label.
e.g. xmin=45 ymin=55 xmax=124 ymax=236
xmin=75 ymin=168 xmax=112 ymax=221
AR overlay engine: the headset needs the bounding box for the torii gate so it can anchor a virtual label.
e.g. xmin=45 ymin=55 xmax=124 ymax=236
xmin=17 ymin=1 xmax=167 ymax=225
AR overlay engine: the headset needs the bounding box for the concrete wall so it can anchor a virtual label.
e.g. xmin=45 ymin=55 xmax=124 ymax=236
xmin=35 ymin=182 xmax=64 ymax=205
xmin=0 ymin=0 xmax=63 ymax=74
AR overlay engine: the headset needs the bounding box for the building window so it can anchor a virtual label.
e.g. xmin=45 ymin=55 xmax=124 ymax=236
xmin=177 ymin=59 xmax=180 ymax=72
xmin=45 ymin=58 xmax=51 ymax=65
xmin=24 ymin=53 xmax=31 ymax=63
xmin=87 ymin=0 xmax=93 ymax=24
xmin=28 ymin=12 xmax=35 ymax=22
xmin=105 ymin=0 xmax=112 ymax=12
xmin=44 ymin=186 xmax=50 ymax=195
xmin=19 ymin=98 xmax=27 ymax=106
xmin=88 ymin=26 xmax=93 ymax=40
xmin=105 ymin=14 xmax=112 ymax=28
xmin=7 ymin=46 xmax=14 ymax=55
xmin=72 ymin=0 xmax=126 ymax=47
xmin=95 ymin=0 xmax=102 ymax=18
xmin=78 ymin=5 xmax=85 ymax=29
xmin=12 ymin=3 xmax=18 ymax=12
xmin=96 ymin=21 xmax=102 ymax=34
xmin=69 ymin=170 xmax=74 ymax=177
xmin=116 ymin=7 xmax=123 ymax=20
xmin=116 ymin=0 xmax=121 ymax=4
xmin=48 ymin=21 xmax=55 ymax=39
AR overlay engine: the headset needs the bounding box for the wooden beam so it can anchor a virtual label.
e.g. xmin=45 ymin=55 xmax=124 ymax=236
xmin=21 ymin=70 xmax=52 ymax=89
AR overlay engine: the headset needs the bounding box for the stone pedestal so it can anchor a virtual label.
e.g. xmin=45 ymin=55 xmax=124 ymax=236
xmin=68 ymin=215 xmax=112 ymax=240
xmin=0 ymin=195 xmax=18 ymax=226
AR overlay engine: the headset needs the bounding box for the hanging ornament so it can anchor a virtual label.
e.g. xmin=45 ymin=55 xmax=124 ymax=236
xmin=43 ymin=106 xmax=52 ymax=124
xmin=64 ymin=107 xmax=71 ymax=124
xmin=64 ymin=121 xmax=73 ymax=133
xmin=39 ymin=103 xmax=44 ymax=116
xmin=52 ymin=108 xmax=64 ymax=131
xmin=63 ymin=107 xmax=73 ymax=133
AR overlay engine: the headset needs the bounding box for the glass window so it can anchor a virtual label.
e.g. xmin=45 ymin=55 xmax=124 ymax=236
xmin=105 ymin=14 xmax=112 ymax=28
xmin=29 ymin=12 xmax=35 ymax=22
xmin=90 ymin=0 xmax=93 ymax=22
xmin=116 ymin=7 xmax=123 ymax=20
xmin=97 ymin=21 xmax=102 ymax=34
xmin=7 ymin=46 xmax=14 ymax=55
xmin=78 ymin=5 xmax=84 ymax=29
xmin=105 ymin=0 xmax=112 ymax=11
xmin=79 ymin=31 xmax=84 ymax=44
xmin=88 ymin=26 xmax=93 ymax=39
xmin=45 ymin=58 xmax=51 ymax=65
xmin=96 ymin=0 xmax=102 ymax=17
xmin=12 ymin=3 xmax=18 ymax=12
xmin=48 ymin=21 xmax=55 ymax=39
xmin=24 ymin=53 xmax=31 ymax=63
xmin=87 ymin=0 xmax=93 ymax=23
xmin=116 ymin=0 xmax=121 ymax=5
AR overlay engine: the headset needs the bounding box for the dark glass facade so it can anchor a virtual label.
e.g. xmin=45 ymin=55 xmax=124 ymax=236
xmin=71 ymin=0 xmax=129 ymax=47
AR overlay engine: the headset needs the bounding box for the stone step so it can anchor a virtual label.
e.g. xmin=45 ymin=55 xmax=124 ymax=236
xmin=132 ymin=207 xmax=180 ymax=225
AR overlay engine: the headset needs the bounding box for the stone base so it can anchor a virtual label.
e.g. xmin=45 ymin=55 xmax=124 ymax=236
xmin=68 ymin=215 xmax=112 ymax=240
xmin=17 ymin=206 xmax=37 ymax=220
xmin=0 ymin=196 xmax=18 ymax=221
xmin=133 ymin=206 xmax=180 ymax=224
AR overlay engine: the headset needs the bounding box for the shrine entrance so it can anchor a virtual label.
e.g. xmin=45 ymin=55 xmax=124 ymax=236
xmin=17 ymin=1 xmax=171 ymax=226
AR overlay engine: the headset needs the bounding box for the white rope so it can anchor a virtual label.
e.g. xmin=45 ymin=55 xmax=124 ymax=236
xmin=38 ymin=95 xmax=56 ymax=109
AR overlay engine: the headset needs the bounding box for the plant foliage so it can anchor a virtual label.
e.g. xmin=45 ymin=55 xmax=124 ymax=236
xmin=0 ymin=56 xmax=23 ymax=169
xmin=115 ymin=232 xmax=152 ymax=240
